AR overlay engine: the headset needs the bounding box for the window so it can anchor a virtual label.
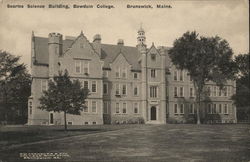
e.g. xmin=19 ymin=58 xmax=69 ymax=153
xmin=174 ymin=71 xmax=178 ymax=81
xmin=223 ymin=87 xmax=227 ymax=96
xmin=180 ymin=71 xmax=184 ymax=81
xmin=180 ymin=87 xmax=184 ymax=97
xmin=227 ymin=86 xmax=231 ymax=97
xmin=150 ymin=86 xmax=157 ymax=98
xmin=115 ymin=103 xmax=119 ymax=113
xmin=218 ymin=104 xmax=222 ymax=114
xmin=85 ymin=122 xmax=88 ymax=125
xmin=151 ymin=69 xmax=156 ymax=78
xmin=213 ymin=86 xmax=217 ymax=96
xmin=93 ymin=122 xmax=96 ymax=125
xmin=208 ymin=86 xmax=211 ymax=97
xmin=92 ymin=101 xmax=97 ymax=113
xmin=134 ymin=86 xmax=138 ymax=96
xmin=83 ymin=101 xmax=88 ymax=112
xmin=151 ymin=54 xmax=156 ymax=61
xmin=190 ymin=87 xmax=193 ymax=97
xmin=84 ymin=81 xmax=88 ymax=89
xmin=91 ymin=81 xmax=97 ymax=93
xmin=122 ymin=68 xmax=127 ymax=78
xmin=41 ymin=80 xmax=48 ymax=92
xmin=174 ymin=104 xmax=178 ymax=114
xmin=122 ymin=103 xmax=127 ymax=114
xmin=180 ymin=104 xmax=184 ymax=114
xmin=224 ymin=104 xmax=228 ymax=114
xmin=134 ymin=73 xmax=138 ymax=79
xmin=67 ymin=121 xmax=73 ymax=125
xmin=208 ymin=104 xmax=212 ymax=114
xmin=134 ymin=103 xmax=139 ymax=114
xmin=103 ymin=71 xmax=108 ymax=78
xmin=103 ymin=83 xmax=108 ymax=95
xmin=115 ymin=84 xmax=120 ymax=95
xmin=103 ymin=102 xmax=108 ymax=114
xmin=115 ymin=68 xmax=120 ymax=78
xmin=122 ymin=84 xmax=127 ymax=95
xmin=189 ymin=103 xmax=194 ymax=114
xmin=29 ymin=102 xmax=32 ymax=115
xmin=174 ymin=87 xmax=178 ymax=97
xmin=83 ymin=61 xmax=89 ymax=74
xmin=75 ymin=60 xmax=81 ymax=73
xmin=213 ymin=104 xmax=216 ymax=114
xmin=218 ymin=87 xmax=222 ymax=97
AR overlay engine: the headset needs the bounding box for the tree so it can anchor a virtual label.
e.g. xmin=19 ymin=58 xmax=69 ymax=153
xmin=0 ymin=50 xmax=31 ymax=124
xmin=39 ymin=70 xmax=89 ymax=130
xmin=169 ymin=31 xmax=236 ymax=124
xmin=232 ymin=53 xmax=250 ymax=120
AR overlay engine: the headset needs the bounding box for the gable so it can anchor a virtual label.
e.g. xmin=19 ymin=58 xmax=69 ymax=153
xmin=112 ymin=52 xmax=131 ymax=68
xmin=100 ymin=44 xmax=141 ymax=70
xmin=64 ymin=34 xmax=100 ymax=60
xmin=147 ymin=45 xmax=161 ymax=68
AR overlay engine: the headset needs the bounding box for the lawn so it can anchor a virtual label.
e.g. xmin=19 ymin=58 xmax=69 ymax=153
xmin=0 ymin=124 xmax=140 ymax=148
xmin=0 ymin=124 xmax=249 ymax=162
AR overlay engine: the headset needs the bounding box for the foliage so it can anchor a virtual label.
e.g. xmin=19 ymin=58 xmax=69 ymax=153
xmin=0 ymin=50 xmax=31 ymax=124
xmin=232 ymin=53 xmax=250 ymax=120
xmin=169 ymin=31 xmax=236 ymax=124
xmin=39 ymin=70 xmax=89 ymax=130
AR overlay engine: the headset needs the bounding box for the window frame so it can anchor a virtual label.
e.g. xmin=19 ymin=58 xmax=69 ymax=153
xmin=91 ymin=81 xmax=97 ymax=93
xmin=134 ymin=102 xmax=139 ymax=114
xmin=75 ymin=60 xmax=81 ymax=74
xmin=91 ymin=101 xmax=97 ymax=113
xmin=115 ymin=103 xmax=120 ymax=114
xmin=180 ymin=104 xmax=184 ymax=115
xmin=151 ymin=69 xmax=156 ymax=78
xmin=174 ymin=103 xmax=178 ymax=115
xmin=122 ymin=102 xmax=127 ymax=114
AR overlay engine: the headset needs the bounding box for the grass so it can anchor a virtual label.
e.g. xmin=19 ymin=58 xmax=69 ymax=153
xmin=0 ymin=124 xmax=140 ymax=148
xmin=0 ymin=124 xmax=250 ymax=162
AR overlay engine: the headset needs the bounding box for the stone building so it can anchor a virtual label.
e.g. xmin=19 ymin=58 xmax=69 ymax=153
xmin=28 ymin=27 xmax=237 ymax=125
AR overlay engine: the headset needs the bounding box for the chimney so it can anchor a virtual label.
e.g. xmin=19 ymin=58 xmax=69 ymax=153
xmin=117 ymin=39 xmax=124 ymax=46
xmin=93 ymin=34 xmax=101 ymax=56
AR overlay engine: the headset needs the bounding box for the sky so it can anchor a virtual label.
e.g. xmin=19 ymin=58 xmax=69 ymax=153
xmin=0 ymin=0 xmax=249 ymax=70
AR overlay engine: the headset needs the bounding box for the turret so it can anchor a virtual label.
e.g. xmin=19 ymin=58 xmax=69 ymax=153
xmin=48 ymin=32 xmax=63 ymax=77
xmin=92 ymin=34 xmax=101 ymax=56
xmin=136 ymin=25 xmax=147 ymax=52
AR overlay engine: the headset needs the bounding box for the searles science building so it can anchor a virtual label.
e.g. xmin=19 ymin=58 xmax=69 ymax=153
xmin=28 ymin=27 xmax=237 ymax=125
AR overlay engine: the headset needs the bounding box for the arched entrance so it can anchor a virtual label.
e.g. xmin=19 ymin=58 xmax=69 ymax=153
xmin=151 ymin=106 xmax=157 ymax=120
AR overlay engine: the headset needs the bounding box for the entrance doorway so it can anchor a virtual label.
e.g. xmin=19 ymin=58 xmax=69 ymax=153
xmin=151 ymin=106 xmax=157 ymax=120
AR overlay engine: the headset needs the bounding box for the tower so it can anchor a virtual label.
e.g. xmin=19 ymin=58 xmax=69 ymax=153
xmin=48 ymin=33 xmax=62 ymax=77
xmin=137 ymin=25 xmax=146 ymax=46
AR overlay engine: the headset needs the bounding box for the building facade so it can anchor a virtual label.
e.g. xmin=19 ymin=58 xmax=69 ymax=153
xmin=28 ymin=28 xmax=237 ymax=125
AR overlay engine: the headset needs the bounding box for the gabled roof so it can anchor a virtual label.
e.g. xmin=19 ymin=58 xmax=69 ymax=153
xmin=33 ymin=34 xmax=170 ymax=71
xmin=33 ymin=36 xmax=141 ymax=70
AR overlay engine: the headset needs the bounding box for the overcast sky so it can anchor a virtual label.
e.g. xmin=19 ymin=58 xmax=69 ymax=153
xmin=0 ymin=0 xmax=249 ymax=70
